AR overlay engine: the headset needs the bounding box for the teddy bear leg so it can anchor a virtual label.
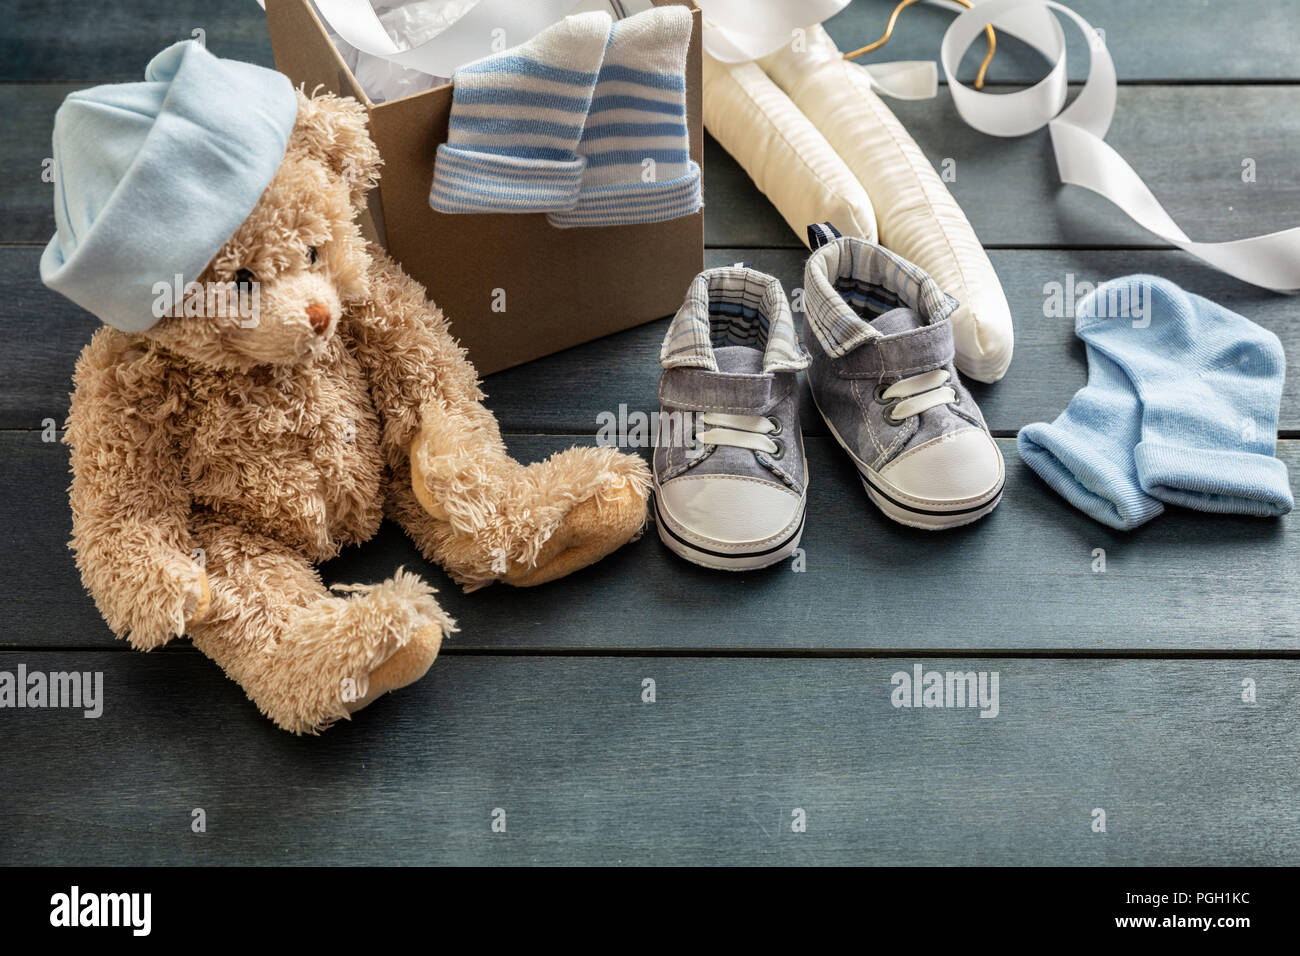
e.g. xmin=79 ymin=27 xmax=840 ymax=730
xmin=407 ymin=403 xmax=651 ymax=589
xmin=187 ymin=516 xmax=453 ymax=733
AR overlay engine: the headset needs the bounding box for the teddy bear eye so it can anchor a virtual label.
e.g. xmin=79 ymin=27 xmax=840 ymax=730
xmin=307 ymin=246 xmax=319 ymax=266
xmin=234 ymin=268 xmax=256 ymax=287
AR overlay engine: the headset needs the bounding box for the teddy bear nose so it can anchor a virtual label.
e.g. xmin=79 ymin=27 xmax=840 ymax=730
xmin=305 ymin=302 xmax=331 ymax=335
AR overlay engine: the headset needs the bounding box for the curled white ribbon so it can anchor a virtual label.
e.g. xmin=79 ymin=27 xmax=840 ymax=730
xmin=696 ymin=0 xmax=851 ymax=63
xmin=942 ymin=0 xmax=1300 ymax=292
xmin=698 ymin=0 xmax=937 ymax=99
xmin=859 ymin=59 xmax=938 ymax=101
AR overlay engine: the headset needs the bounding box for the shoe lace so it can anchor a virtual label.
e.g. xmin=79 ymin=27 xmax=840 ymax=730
xmin=694 ymin=412 xmax=782 ymax=455
xmin=875 ymin=369 xmax=957 ymax=423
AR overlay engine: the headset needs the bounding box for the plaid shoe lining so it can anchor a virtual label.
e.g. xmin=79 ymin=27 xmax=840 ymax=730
xmin=805 ymin=238 xmax=959 ymax=359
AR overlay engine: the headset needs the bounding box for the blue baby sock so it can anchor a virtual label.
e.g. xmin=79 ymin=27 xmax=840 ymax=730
xmin=1020 ymin=276 xmax=1293 ymax=530
xmin=1018 ymin=338 xmax=1166 ymax=531
xmin=1082 ymin=276 xmax=1293 ymax=517
xmin=429 ymin=12 xmax=611 ymax=215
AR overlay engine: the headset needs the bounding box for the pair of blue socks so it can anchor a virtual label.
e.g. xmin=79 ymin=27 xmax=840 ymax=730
xmin=1018 ymin=275 xmax=1293 ymax=530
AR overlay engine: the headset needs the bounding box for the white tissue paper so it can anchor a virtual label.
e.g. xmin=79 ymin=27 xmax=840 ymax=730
xmin=312 ymin=0 xmax=463 ymax=101
xmin=311 ymin=0 xmax=651 ymax=103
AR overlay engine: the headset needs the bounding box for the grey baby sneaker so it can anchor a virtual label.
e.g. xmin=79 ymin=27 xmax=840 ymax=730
xmin=803 ymin=224 xmax=1004 ymax=529
xmin=654 ymin=267 xmax=810 ymax=569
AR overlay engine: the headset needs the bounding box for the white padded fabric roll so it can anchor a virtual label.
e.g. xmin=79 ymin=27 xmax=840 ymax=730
xmin=760 ymin=26 xmax=1014 ymax=383
xmin=702 ymin=51 xmax=877 ymax=247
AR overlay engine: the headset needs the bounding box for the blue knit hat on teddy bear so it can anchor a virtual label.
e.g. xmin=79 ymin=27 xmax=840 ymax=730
xmin=40 ymin=40 xmax=299 ymax=333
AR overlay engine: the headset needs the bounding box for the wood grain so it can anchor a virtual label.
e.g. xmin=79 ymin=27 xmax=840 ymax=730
xmin=3 ymin=246 xmax=1296 ymax=435
xmin=2 ymin=651 xmax=1295 ymax=865
xmin=482 ymin=247 xmax=1300 ymax=436
xmin=3 ymin=0 xmax=1296 ymax=84
xmin=703 ymin=85 xmax=1300 ymax=249
xmin=5 ymin=432 xmax=1295 ymax=653
xmin=3 ymin=0 xmax=1298 ymax=868
xmin=8 ymin=82 xmax=1300 ymax=250
xmin=0 ymin=1 xmax=276 ymax=82
xmin=822 ymin=0 xmax=1300 ymax=85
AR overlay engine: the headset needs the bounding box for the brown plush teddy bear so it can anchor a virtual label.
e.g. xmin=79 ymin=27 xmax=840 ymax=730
xmin=44 ymin=44 xmax=648 ymax=733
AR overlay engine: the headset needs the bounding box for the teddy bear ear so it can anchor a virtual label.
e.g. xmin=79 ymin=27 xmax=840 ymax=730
xmin=288 ymin=88 xmax=382 ymax=208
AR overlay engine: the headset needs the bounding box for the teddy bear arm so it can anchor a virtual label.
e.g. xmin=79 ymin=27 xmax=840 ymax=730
xmin=349 ymin=247 xmax=508 ymax=464
xmin=65 ymin=349 xmax=207 ymax=649
xmin=68 ymin=462 xmax=207 ymax=649
xmin=352 ymin=251 xmax=649 ymax=588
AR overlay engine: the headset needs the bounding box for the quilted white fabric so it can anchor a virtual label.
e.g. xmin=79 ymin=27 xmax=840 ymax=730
xmin=758 ymin=26 xmax=1014 ymax=383
xmin=702 ymin=52 xmax=878 ymax=247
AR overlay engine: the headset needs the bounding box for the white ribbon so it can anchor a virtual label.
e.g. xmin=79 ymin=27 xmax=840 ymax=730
xmin=697 ymin=0 xmax=850 ymax=63
xmin=310 ymin=0 xmax=579 ymax=77
xmin=859 ymin=59 xmax=938 ymax=101
xmin=698 ymin=0 xmax=937 ymax=99
xmin=941 ymin=0 xmax=1300 ymax=292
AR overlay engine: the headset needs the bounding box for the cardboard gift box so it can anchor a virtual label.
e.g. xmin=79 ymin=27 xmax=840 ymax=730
xmin=265 ymin=0 xmax=704 ymax=375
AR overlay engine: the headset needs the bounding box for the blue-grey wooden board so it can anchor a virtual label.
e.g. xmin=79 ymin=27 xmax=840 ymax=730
xmin=702 ymin=85 xmax=1300 ymax=249
xmin=2 ymin=652 xmax=1296 ymax=865
xmin=1 ymin=0 xmax=1297 ymax=866
xmin=4 ymin=433 xmax=1295 ymax=653
xmin=3 ymin=0 xmax=1297 ymax=84
xmin=6 ymin=84 xmax=1299 ymax=248
xmin=484 ymin=248 xmax=1300 ymax=438
xmin=2 ymin=245 xmax=1297 ymax=435
xmin=823 ymin=0 xmax=1300 ymax=86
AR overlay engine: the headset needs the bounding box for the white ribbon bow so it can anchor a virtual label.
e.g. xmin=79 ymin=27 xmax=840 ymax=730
xmin=698 ymin=0 xmax=937 ymax=99
xmin=941 ymin=0 xmax=1300 ymax=292
xmin=701 ymin=0 xmax=1299 ymax=292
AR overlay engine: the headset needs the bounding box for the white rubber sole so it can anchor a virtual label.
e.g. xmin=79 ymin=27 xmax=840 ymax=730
xmin=861 ymin=475 xmax=1002 ymax=530
xmin=652 ymin=488 xmax=806 ymax=571
xmin=810 ymin=388 xmax=1003 ymax=531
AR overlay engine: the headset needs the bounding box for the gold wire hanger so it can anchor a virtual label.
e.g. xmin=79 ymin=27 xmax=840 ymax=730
xmin=843 ymin=0 xmax=997 ymax=90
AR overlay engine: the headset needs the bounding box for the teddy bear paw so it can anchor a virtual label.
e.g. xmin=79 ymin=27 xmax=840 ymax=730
xmin=500 ymin=447 xmax=651 ymax=588
xmin=266 ymin=570 xmax=455 ymax=732
xmin=342 ymin=620 xmax=446 ymax=716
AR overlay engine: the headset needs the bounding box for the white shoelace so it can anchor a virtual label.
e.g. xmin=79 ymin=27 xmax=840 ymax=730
xmin=694 ymin=412 xmax=780 ymax=454
xmin=878 ymin=369 xmax=957 ymax=422
xmin=688 ymin=371 xmax=952 ymax=453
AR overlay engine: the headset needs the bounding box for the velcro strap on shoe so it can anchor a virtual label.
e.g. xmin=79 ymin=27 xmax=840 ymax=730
xmin=838 ymin=319 xmax=955 ymax=379
xmin=659 ymin=367 xmax=794 ymax=415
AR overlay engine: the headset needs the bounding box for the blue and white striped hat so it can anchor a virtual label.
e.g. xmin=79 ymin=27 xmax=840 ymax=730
xmin=430 ymin=12 xmax=612 ymax=215
xmin=548 ymin=5 xmax=702 ymax=229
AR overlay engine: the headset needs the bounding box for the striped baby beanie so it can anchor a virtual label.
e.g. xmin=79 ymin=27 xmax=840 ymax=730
xmin=429 ymin=12 xmax=611 ymax=215
xmin=548 ymin=5 xmax=702 ymax=228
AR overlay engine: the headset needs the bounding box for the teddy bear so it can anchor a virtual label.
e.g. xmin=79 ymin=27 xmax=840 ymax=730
xmin=43 ymin=42 xmax=649 ymax=733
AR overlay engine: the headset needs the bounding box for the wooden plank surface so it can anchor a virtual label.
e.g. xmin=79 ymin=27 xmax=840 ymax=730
xmin=8 ymin=81 xmax=1297 ymax=250
xmin=2 ymin=0 xmax=1298 ymax=869
xmin=485 ymin=248 xmax=1300 ymax=437
xmin=2 ymin=652 xmax=1296 ymax=865
xmin=0 ymin=1 xmax=276 ymax=82
xmin=703 ymin=85 xmax=1300 ymax=249
xmin=2 ymin=246 xmax=1296 ymax=436
xmin=5 ymin=432 xmax=1295 ymax=653
xmin=822 ymin=0 xmax=1300 ymax=85
xmin=0 ymin=84 xmax=81 ymax=244
xmin=3 ymin=0 xmax=1296 ymax=84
